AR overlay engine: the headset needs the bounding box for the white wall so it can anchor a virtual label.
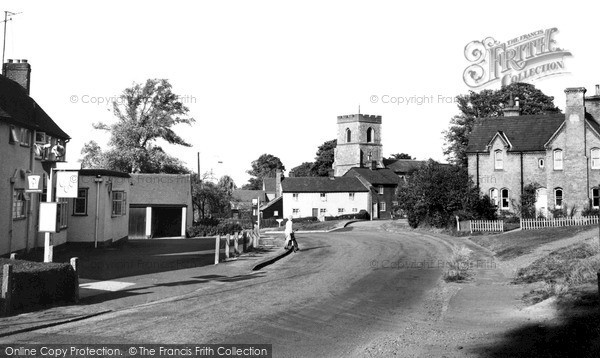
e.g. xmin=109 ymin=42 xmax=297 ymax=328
xmin=282 ymin=192 xmax=369 ymax=219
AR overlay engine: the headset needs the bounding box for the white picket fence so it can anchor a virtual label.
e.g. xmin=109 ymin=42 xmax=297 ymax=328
xmin=470 ymin=220 xmax=504 ymax=233
xmin=520 ymin=216 xmax=599 ymax=230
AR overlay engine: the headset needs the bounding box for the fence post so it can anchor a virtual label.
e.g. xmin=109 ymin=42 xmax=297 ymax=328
xmin=70 ymin=257 xmax=79 ymax=303
xmin=9 ymin=253 xmax=16 ymax=260
xmin=242 ymin=230 xmax=247 ymax=252
xmin=2 ymin=264 xmax=13 ymax=316
xmin=234 ymin=232 xmax=239 ymax=256
xmin=254 ymin=228 xmax=260 ymax=248
xmin=214 ymin=235 xmax=220 ymax=265
xmin=225 ymin=234 xmax=230 ymax=260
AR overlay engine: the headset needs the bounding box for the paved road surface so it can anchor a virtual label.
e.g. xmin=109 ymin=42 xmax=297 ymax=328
xmin=3 ymin=222 xmax=454 ymax=357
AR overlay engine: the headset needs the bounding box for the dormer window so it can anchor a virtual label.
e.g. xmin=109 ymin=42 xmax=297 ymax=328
xmin=554 ymin=149 xmax=563 ymax=170
xmin=346 ymin=128 xmax=351 ymax=143
xmin=494 ymin=150 xmax=503 ymax=170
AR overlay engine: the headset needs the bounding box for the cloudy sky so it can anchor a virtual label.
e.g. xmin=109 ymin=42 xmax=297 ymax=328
xmin=3 ymin=0 xmax=599 ymax=186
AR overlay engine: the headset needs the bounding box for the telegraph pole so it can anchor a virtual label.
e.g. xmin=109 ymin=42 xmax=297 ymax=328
xmin=2 ymin=11 xmax=22 ymax=66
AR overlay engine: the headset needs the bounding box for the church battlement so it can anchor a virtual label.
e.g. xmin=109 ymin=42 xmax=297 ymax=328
xmin=337 ymin=114 xmax=382 ymax=124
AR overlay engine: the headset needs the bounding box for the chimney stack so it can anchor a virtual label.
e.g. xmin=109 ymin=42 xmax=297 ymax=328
xmin=2 ymin=59 xmax=31 ymax=95
xmin=565 ymin=87 xmax=586 ymax=123
xmin=585 ymin=85 xmax=600 ymax=126
xmin=371 ymin=160 xmax=377 ymax=170
xmin=275 ymin=170 xmax=282 ymax=198
xmin=502 ymin=95 xmax=521 ymax=117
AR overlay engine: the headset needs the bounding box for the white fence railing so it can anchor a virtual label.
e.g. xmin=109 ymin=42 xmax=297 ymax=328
xmin=470 ymin=220 xmax=504 ymax=233
xmin=520 ymin=216 xmax=599 ymax=230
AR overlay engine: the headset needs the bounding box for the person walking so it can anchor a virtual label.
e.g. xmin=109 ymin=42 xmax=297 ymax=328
xmin=284 ymin=215 xmax=299 ymax=252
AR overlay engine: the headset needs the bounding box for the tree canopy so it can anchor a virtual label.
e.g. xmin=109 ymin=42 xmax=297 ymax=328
xmin=80 ymin=78 xmax=194 ymax=173
xmin=386 ymin=153 xmax=414 ymax=160
xmin=191 ymin=174 xmax=233 ymax=219
xmin=242 ymin=154 xmax=285 ymax=190
xmin=443 ymin=82 xmax=560 ymax=167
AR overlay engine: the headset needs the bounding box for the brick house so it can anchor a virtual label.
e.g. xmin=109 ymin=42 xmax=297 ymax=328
xmin=343 ymin=166 xmax=400 ymax=219
xmin=466 ymin=86 xmax=600 ymax=217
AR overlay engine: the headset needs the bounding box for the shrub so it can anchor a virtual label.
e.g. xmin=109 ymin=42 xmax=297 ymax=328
xmin=443 ymin=245 xmax=473 ymax=282
xmin=194 ymin=217 xmax=221 ymax=227
xmin=187 ymin=222 xmax=243 ymax=237
xmin=324 ymin=210 xmax=370 ymax=221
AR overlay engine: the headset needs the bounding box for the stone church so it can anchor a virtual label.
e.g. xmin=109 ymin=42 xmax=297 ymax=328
xmin=466 ymin=85 xmax=600 ymax=217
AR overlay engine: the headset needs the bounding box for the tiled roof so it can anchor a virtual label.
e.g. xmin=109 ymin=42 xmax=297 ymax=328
xmin=262 ymin=178 xmax=276 ymax=192
xmin=281 ymin=177 xmax=368 ymax=193
xmin=466 ymin=113 xmax=564 ymax=153
xmin=232 ymin=189 xmax=267 ymax=203
xmin=384 ymin=159 xmax=428 ymax=174
xmin=0 ymin=75 xmax=70 ymax=139
xmin=344 ymin=167 xmax=399 ymax=185
xmin=260 ymin=195 xmax=282 ymax=210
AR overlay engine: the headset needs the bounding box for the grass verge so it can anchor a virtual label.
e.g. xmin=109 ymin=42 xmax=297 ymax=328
xmin=470 ymin=225 xmax=596 ymax=260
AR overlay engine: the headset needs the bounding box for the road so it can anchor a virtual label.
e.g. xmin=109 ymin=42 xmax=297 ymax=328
xmin=3 ymin=222 xmax=455 ymax=357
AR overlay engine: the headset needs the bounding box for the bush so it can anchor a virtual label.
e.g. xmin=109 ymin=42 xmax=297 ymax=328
xmin=187 ymin=222 xmax=243 ymax=237
xmin=194 ymin=217 xmax=221 ymax=227
xmin=0 ymin=259 xmax=78 ymax=314
xmin=324 ymin=210 xmax=370 ymax=221
xmin=443 ymin=245 xmax=473 ymax=282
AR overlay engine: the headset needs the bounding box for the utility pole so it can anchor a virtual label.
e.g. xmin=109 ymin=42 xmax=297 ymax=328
xmin=2 ymin=11 xmax=22 ymax=66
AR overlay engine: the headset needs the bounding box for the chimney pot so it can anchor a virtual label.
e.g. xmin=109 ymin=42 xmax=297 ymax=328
xmin=7 ymin=59 xmax=13 ymax=63
xmin=21 ymin=59 xmax=27 ymax=63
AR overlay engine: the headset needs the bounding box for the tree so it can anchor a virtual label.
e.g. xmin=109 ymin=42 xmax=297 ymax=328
xmin=310 ymin=139 xmax=337 ymax=176
xmin=191 ymin=174 xmax=232 ymax=219
xmin=80 ymin=79 xmax=194 ymax=173
xmin=397 ymin=160 xmax=496 ymax=228
xmin=290 ymin=162 xmax=313 ymax=177
xmin=443 ymin=82 xmax=560 ymax=167
xmin=217 ymin=175 xmax=236 ymax=196
xmin=243 ymin=154 xmax=285 ymax=190
xmin=386 ymin=153 xmax=414 ymax=160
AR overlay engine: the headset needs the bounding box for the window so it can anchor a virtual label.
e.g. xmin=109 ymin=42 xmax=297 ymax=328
xmin=57 ymin=198 xmax=68 ymax=229
xmin=352 ymin=208 xmax=358 ymax=212
xmin=349 ymin=193 xmax=355 ymax=200
xmin=500 ymin=189 xmax=509 ymax=210
xmin=489 ymin=188 xmax=499 ymax=206
xmin=292 ymin=208 xmax=300 ymax=216
xmin=319 ymin=208 xmax=327 ymax=215
xmin=112 ymin=191 xmax=127 ymax=216
xmin=12 ymin=189 xmax=26 ymax=219
xmin=367 ymin=127 xmax=374 ymax=143
xmin=378 ymin=186 xmax=384 ymax=195
xmin=74 ymin=188 xmax=88 ymax=215
xmin=9 ymin=126 xmax=19 ymax=144
xmin=380 ymin=202 xmax=386 ymax=211
xmin=593 ymin=188 xmax=600 ymax=209
xmin=320 ymin=193 xmax=327 ymax=201
xmin=20 ymin=128 xmax=31 ymax=147
xmin=554 ymin=149 xmax=563 ymax=170
xmin=346 ymin=128 xmax=352 ymax=143
xmin=494 ymin=150 xmax=503 ymax=170
xmin=538 ymin=158 xmax=545 ymax=168
xmin=274 ymin=210 xmax=279 ymax=216
xmin=555 ymin=188 xmax=563 ymax=208
xmin=292 ymin=193 xmax=299 ymax=201
xmin=338 ymin=208 xmax=344 ymax=214
xmin=592 ymin=148 xmax=600 ymax=169
xmin=392 ymin=201 xmax=398 ymax=207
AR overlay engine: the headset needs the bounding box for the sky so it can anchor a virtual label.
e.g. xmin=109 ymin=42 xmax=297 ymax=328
xmin=2 ymin=0 xmax=600 ymax=186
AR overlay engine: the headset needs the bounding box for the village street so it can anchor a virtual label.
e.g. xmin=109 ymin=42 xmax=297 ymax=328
xmin=0 ymin=222 xmax=459 ymax=355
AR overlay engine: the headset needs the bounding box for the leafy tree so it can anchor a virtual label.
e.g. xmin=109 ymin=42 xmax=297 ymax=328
xmin=217 ymin=175 xmax=237 ymax=196
xmin=191 ymin=174 xmax=231 ymax=219
xmin=386 ymin=153 xmax=414 ymax=160
xmin=290 ymin=162 xmax=314 ymax=177
xmin=242 ymin=154 xmax=285 ymax=190
xmin=80 ymin=79 xmax=194 ymax=173
xmin=443 ymin=82 xmax=560 ymax=167
xmin=397 ymin=160 xmax=496 ymax=228
xmin=310 ymin=139 xmax=337 ymax=176
xmin=520 ymin=183 xmax=541 ymax=219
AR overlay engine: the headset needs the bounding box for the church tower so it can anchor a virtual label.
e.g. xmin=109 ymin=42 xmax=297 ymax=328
xmin=333 ymin=113 xmax=383 ymax=176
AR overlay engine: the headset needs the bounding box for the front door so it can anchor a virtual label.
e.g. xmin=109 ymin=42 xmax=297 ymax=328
xmin=312 ymin=208 xmax=318 ymax=217
xmin=372 ymin=203 xmax=378 ymax=219
xmin=535 ymin=188 xmax=548 ymax=217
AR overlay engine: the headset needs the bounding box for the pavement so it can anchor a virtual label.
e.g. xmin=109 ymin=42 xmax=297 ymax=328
xmin=0 ymin=236 xmax=291 ymax=338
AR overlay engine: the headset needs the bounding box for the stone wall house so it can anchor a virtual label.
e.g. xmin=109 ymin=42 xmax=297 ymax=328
xmin=466 ymin=86 xmax=600 ymax=217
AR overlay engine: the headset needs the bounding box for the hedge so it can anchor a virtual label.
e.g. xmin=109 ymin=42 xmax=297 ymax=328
xmin=187 ymin=222 xmax=244 ymax=237
xmin=0 ymin=259 xmax=77 ymax=314
xmin=324 ymin=210 xmax=370 ymax=221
